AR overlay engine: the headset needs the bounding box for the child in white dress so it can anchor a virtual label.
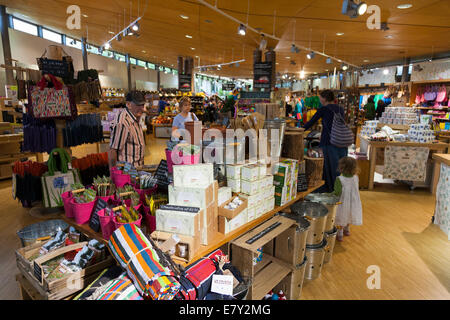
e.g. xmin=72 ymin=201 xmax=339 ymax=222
xmin=332 ymin=157 xmax=363 ymax=241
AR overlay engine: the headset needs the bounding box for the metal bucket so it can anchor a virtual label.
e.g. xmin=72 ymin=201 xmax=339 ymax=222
xmin=305 ymin=238 xmax=328 ymax=280
xmin=324 ymin=227 xmax=338 ymax=264
xmin=17 ymin=219 xmax=69 ymax=247
xmin=290 ymin=201 xmax=328 ymax=246
xmin=263 ymin=119 xmax=286 ymax=159
xmin=295 ymin=255 xmax=308 ymax=299
xmin=279 ymin=212 xmax=310 ymax=263
xmin=305 ymin=193 xmax=340 ymax=233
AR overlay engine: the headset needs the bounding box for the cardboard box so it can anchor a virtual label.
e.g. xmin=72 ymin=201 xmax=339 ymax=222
xmin=262 ymin=175 xmax=273 ymax=188
xmin=218 ymin=208 xmax=248 ymax=234
xmin=241 ymin=179 xmax=259 ymax=195
xmin=239 ymin=192 xmax=261 ymax=209
xmin=241 ymin=164 xmax=259 ymax=182
xmin=201 ymin=204 xmax=216 ymax=245
xmin=226 ymin=164 xmax=243 ymax=180
xmin=227 ymin=178 xmax=241 ymax=193
xmin=247 ymin=206 xmax=256 ymax=222
xmin=168 ymin=183 xmax=213 ymax=210
xmin=218 ymin=195 xmax=248 ymax=220
xmin=151 ymin=230 xmax=200 ymax=262
xmin=173 ymin=163 xmax=214 ymax=188
xmin=255 ymin=203 xmax=265 ymax=218
xmin=265 ymin=197 xmax=275 ymax=212
xmin=156 ymin=205 xmax=202 ymax=237
xmin=218 ymin=187 xmax=232 ymax=206
xmin=275 ymin=186 xmax=288 ymax=206
xmin=257 ymin=164 xmax=267 ymax=178
xmin=273 ymin=164 xmax=292 ymax=187
xmin=264 ymin=186 xmax=275 ymax=199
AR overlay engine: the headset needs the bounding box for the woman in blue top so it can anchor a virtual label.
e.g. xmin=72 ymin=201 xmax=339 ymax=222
xmin=303 ymin=90 xmax=348 ymax=192
xmin=171 ymin=96 xmax=199 ymax=141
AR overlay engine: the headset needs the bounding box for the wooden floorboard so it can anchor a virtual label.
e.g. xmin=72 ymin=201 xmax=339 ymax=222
xmin=1 ymin=136 xmax=449 ymax=300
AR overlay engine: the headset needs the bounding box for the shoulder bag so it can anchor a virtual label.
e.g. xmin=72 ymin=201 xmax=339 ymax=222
xmin=330 ymin=107 xmax=354 ymax=148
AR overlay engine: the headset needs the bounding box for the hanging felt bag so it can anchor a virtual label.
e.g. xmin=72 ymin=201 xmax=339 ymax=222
xmin=424 ymin=86 xmax=437 ymax=101
xmin=41 ymin=148 xmax=81 ymax=208
xmin=436 ymin=85 xmax=447 ymax=103
xmin=330 ymin=107 xmax=354 ymax=148
xmin=29 ymin=74 xmax=77 ymax=119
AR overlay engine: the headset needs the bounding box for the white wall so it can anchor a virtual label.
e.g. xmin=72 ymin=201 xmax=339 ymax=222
xmin=0 ymin=28 xmax=178 ymax=95
xmin=411 ymin=59 xmax=450 ymax=82
xmin=357 ymin=66 xmax=397 ymax=86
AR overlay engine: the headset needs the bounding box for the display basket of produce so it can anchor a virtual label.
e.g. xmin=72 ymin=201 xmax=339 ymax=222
xmin=17 ymin=219 xmax=69 ymax=247
xmin=112 ymin=205 xmax=143 ymax=229
xmin=70 ymin=188 xmax=97 ymax=225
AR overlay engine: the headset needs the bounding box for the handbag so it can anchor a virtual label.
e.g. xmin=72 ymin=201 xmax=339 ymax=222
xmin=29 ymin=74 xmax=77 ymax=119
xmin=424 ymin=86 xmax=437 ymax=101
xmin=41 ymin=148 xmax=81 ymax=208
xmin=436 ymin=85 xmax=447 ymax=103
xmin=330 ymin=107 xmax=354 ymax=148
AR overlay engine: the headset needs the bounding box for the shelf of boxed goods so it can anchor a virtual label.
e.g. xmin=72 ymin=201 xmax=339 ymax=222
xmin=183 ymin=181 xmax=324 ymax=268
xmin=360 ymin=136 xmax=449 ymax=190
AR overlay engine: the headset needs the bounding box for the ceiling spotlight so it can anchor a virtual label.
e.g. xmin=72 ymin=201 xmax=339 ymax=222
xmin=385 ymin=35 xmax=393 ymax=39
xmin=117 ymin=34 xmax=122 ymax=42
xmin=131 ymin=22 xmax=140 ymax=32
xmin=380 ymin=22 xmax=390 ymax=31
xmin=383 ymin=69 xmax=389 ymax=75
xmin=336 ymin=32 xmax=344 ymax=36
xmin=191 ymin=47 xmax=195 ymax=50
xmin=342 ymin=65 xmax=348 ymax=71
xmin=180 ymin=15 xmax=189 ymax=19
xmin=238 ymin=24 xmax=246 ymax=36
xmin=82 ymin=14 xmax=88 ymax=18
xmin=104 ymin=42 xmax=111 ymax=50
xmin=108 ymin=31 xmax=115 ymax=35
xmin=217 ymin=65 xmax=222 ymax=70
xmin=185 ymin=34 xmax=193 ymax=38
xmin=127 ymin=28 xmax=134 ymax=36
xmin=306 ymin=51 xmax=315 ymax=59
xmin=326 ymin=57 xmax=332 ymax=64
xmin=259 ymin=34 xmax=267 ymax=51
xmin=341 ymin=0 xmax=367 ymax=19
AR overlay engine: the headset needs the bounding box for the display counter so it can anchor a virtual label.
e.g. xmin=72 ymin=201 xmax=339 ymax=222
xmin=432 ymin=153 xmax=450 ymax=239
xmin=359 ymin=136 xmax=449 ymax=190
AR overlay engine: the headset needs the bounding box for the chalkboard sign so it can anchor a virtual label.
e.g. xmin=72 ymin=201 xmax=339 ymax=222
xmin=253 ymin=62 xmax=273 ymax=89
xmin=89 ymin=198 xmax=108 ymax=232
xmin=222 ymin=82 xmax=235 ymax=91
xmin=297 ymin=173 xmax=308 ymax=192
xmin=155 ymin=159 xmax=172 ymax=191
xmin=33 ymin=261 xmax=43 ymax=284
xmin=179 ymin=74 xmax=192 ymax=92
xmin=36 ymin=58 xmax=70 ymax=78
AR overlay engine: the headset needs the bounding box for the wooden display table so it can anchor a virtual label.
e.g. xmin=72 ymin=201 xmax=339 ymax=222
xmin=431 ymin=154 xmax=450 ymax=194
xmin=360 ymin=136 xmax=449 ymax=190
xmin=60 ymin=181 xmax=324 ymax=267
xmin=152 ymin=123 xmax=172 ymax=138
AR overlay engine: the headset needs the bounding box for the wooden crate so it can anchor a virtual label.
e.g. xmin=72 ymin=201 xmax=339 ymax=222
xmin=15 ymin=241 xmax=49 ymax=275
xmin=230 ymin=215 xmax=298 ymax=300
xmin=282 ymin=131 xmax=305 ymax=162
xmin=273 ymin=262 xmax=307 ymax=300
xmin=357 ymin=159 xmax=370 ymax=189
xmin=16 ymin=242 xmax=114 ymax=300
xmin=304 ymin=156 xmax=324 ymax=187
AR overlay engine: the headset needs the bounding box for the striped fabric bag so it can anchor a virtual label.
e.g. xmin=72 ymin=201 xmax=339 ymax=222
xmin=330 ymin=109 xmax=354 ymax=148
xmin=108 ymin=224 xmax=181 ymax=300
xmin=97 ymin=273 xmax=143 ymax=300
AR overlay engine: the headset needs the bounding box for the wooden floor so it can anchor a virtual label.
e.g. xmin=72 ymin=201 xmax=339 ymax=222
xmin=1 ymin=135 xmax=449 ymax=300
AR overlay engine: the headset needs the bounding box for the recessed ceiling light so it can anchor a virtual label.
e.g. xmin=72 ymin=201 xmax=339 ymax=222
xmin=336 ymin=32 xmax=344 ymax=36
xmin=185 ymin=34 xmax=193 ymax=38
xmin=276 ymin=62 xmax=279 ymax=65
xmin=285 ymin=56 xmax=291 ymax=59
xmin=397 ymin=4 xmax=413 ymax=9
xmin=163 ymin=60 xmax=166 ymax=63
xmin=195 ymin=55 xmax=199 ymax=58
xmin=180 ymin=15 xmax=189 ymax=19
xmin=191 ymin=47 xmax=195 ymax=50
xmin=82 ymin=14 xmax=88 ymax=18
xmin=385 ymin=35 xmax=393 ymax=39
xmin=142 ymin=50 xmax=146 ymax=53
xmin=363 ymin=59 xmax=370 ymax=62
xmin=108 ymin=31 xmax=115 ymax=35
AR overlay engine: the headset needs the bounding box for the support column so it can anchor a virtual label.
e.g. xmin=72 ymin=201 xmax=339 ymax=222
xmin=402 ymin=57 xmax=411 ymax=83
xmin=0 ymin=5 xmax=13 ymax=85
xmin=126 ymin=54 xmax=132 ymax=91
xmin=156 ymin=65 xmax=161 ymax=91
xmin=81 ymin=37 xmax=88 ymax=70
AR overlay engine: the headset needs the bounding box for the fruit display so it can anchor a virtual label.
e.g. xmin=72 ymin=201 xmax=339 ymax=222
xmin=115 ymin=206 xmax=140 ymax=224
xmin=152 ymin=115 xmax=173 ymax=124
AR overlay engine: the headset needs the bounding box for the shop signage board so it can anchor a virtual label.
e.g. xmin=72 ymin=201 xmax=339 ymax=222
xmin=253 ymin=62 xmax=273 ymax=89
xmin=179 ymin=74 xmax=192 ymax=92
xmin=240 ymin=91 xmax=271 ymax=99
xmin=222 ymin=82 xmax=235 ymax=91
xmin=155 ymin=160 xmax=172 ymax=190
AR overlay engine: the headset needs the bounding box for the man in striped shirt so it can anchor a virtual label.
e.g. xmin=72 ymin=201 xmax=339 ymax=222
xmin=109 ymin=91 xmax=146 ymax=168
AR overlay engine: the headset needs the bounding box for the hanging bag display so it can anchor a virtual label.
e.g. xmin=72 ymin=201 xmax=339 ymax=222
xmin=436 ymin=85 xmax=447 ymax=103
xmin=41 ymin=148 xmax=81 ymax=208
xmin=330 ymin=108 xmax=354 ymax=148
xmin=424 ymin=86 xmax=437 ymax=102
xmin=29 ymin=74 xmax=77 ymax=119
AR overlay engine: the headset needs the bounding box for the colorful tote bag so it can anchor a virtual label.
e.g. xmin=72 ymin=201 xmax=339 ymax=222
xmin=108 ymin=224 xmax=181 ymax=300
xmin=29 ymin=74 xmax=77 ymax=119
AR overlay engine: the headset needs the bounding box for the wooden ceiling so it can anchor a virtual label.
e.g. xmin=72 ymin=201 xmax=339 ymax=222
xmin=1 ymin=0 xmax=450 ymax=80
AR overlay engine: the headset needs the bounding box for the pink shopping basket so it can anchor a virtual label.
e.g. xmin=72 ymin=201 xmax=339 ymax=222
xmin=97 ymin=209 xmax=116 ymax=240
xmin=70 ymin=198 xmax=96 ymax=225
xmin=61 ymin=191 xmax=74 ymax=218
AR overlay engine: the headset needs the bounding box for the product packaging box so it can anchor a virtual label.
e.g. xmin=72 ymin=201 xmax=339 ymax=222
xmin=156 ymin=205 xmax=202 ymax=237
xmin=218 ymin=195 xmax=248 ymax=220
xmin=239 ymin=192 xmax=261 ymax=209
xmin=173 ymin=163 xmax=214 ymax=188
xmin=226 ymin=164 xmax=243 ymax=180
xmin=201 ymin=181 xmax=219 ymax=246
xmin=241 ymin=179 xmax=259 ymax=195
xmin=168 ymin=183 xmax=214 ymax=210
xmin=255 ymin=203 xmax=265 ymax=218
xmin=227 ymin=178 xmax=241 ymax=193
xmin=241 ymin=164 xmax=259 ymax=182
xmin=218 ymin=187 xmax=232 ymax=206
xmin=247 ymin=206 xmax=256 ymax=222
xmin=275 ymin=186 xmax=289 ymax=206
xmin=218 ymin=208 xmax=248 ymax=234
xmin=151 ymin=230 xmax=200 ymax=263
xmin=257 ymin=164 xmax=267 ymax=178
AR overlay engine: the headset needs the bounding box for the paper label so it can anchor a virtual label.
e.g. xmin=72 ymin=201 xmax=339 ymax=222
xmin=211 ymin=274 xmax=234 ymax=296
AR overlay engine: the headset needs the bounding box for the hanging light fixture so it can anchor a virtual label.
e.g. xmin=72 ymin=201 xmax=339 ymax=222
xmin=342 ymin=64 xmax=348 ymax=70
xmin=238 ymin=24 xmax=246 ymax=36
xmin=131 ymin=21 xmax=140 ymax=32
xmin=127 ymin=28 xmax=134 ymax=36
xmin=306 ymin=51 xmax=315 ymax=59
xmin=104 ymin=42 xmax=111 ymax=50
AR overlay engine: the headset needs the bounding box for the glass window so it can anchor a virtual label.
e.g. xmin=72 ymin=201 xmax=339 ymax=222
xmin=66 ymin=36 xmax=82 ymax=49
xmin=102 ymin=50 xmax=114 ymax=58
xmin=137 ymin=60 xmax=147 ymax=68
xmin=159 ymin=66 xmax=164 ymax=72
xmin=147 ymin=63 xmax=156 ymax=70
xmin=115 ymin=53 xmax=126 ymax=62
xmin=42 ymin=28 xmax=62 ymax=43
xmin=12 ymin=18 xmax=38 ymax=36
xmin=130 ymin=58 xmax=137 ymax=65
xmin=173 ymin=69 xmax=178 ymax=75
xmin=87 ymin=45 xmax=100 ymax=55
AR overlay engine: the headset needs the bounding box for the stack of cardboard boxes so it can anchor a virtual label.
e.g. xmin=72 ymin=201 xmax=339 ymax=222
xmin=273 ymin=159 xmax=299 ymax=206
xmin=225 ymin=161 xmax=275 ymax=229
xmin=152 ymin=163 xmax=219 ymax=261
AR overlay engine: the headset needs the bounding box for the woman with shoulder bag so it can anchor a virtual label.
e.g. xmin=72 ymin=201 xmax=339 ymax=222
xmin=303 ymin=90 xmax=352 ymax=192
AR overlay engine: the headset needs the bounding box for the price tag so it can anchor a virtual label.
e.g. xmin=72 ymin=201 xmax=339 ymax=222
xmin=211 ymin=274 xmax=234 ymax=296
